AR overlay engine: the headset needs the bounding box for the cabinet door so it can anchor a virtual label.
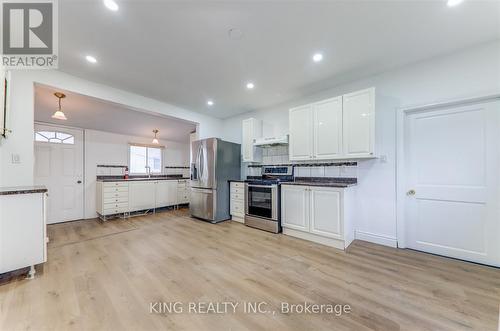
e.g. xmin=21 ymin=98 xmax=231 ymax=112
xmin=313 ymin=97 xmax=343 ymax=160
xmin=129 ymin=181 xmax=156 ymax=211
xmin=168 ymin=181 xmax=178 ymax=205
xmin=310 ymin=187 xmax=343 ymax=239
xmin=342 ymin=88 xmax=375 ymax=157
xmin=281 ymin=185 xmax=309 ymax=231
xmin=155 ymin=181 xmax=177 ymax=208
xmin=242 ymin=118 xmax=262 ymax=162
xmin=289 ymin=105 xmax=313 ymax=161
xmin=1 ymin=194 xmax=45 ymax=273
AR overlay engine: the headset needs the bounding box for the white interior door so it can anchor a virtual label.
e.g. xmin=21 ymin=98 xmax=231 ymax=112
xmin=404 ymin=101 xmax=500 ymax=266
xmin=34 ymin=124 xmax=84 ymax=224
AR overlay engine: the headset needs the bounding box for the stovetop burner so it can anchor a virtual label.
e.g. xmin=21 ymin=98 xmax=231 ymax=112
xmin=245 ymin=165 xmax=294 ymax=185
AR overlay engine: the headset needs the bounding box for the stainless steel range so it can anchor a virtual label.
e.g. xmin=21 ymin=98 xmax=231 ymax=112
xmin=244 ymin=165 xmax=293 ymax=233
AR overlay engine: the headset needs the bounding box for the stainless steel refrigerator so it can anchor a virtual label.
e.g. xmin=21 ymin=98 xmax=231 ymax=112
xmin=190 ymin=138 xmax=241 ymax=223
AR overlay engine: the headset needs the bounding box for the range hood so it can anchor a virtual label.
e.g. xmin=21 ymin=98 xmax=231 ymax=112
xmin=253 ymin=135 xmax=289 ymax=147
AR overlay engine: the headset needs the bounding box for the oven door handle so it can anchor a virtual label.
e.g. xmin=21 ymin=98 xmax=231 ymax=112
xmin=244 ymin=183 xmax=249 ymax=215
xmin=246 ymin=184 xmax=276 ymax=188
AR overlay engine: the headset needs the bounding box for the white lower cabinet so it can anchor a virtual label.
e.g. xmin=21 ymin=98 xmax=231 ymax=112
xmin=230 ymin=182 xmax=245 ymax=223
xmin=156 ymin=180 xmax=178 ymax=208
xmin=176 ymin=179 xmax=190 ymax=204
xmin=97 ymin=179 xmax=190 ymax=220
xmin=129 ymin=181 xmax=156 ymax=211
xmin=281 ymin=184 xmax=355 ymax=250
xmin=280 ymin=184 xmax=309 ymax=231
xmin=0 ymin=191 xmax=47 ymax=275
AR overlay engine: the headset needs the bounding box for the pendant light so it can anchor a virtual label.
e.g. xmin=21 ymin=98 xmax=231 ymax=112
xmin=51 ymin=92 xmax=67 ymax=120
xmin=152 ymin=129 xmax=159 ymax=144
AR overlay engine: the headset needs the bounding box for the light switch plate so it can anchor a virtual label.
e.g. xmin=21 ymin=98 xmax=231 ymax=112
xmin=11 ymin=154 xmax=20 ymax=164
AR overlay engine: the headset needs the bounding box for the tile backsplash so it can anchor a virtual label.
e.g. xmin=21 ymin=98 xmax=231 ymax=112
xmin=294 ymin=164 xmax=357 ymax=178
xmin=248 ymin=146 xmax=358 ymax=179
xmin=262 ymin=146 xmax=289 ymax=165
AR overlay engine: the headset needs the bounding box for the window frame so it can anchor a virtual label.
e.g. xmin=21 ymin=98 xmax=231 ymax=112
xmin=34 ymin=130 xmax=75 ymax=145
xmin=128 ymin=143 xmax=164 ymax=175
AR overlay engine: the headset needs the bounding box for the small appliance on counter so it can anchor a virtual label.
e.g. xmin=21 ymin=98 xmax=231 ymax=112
xmin=190 ymin=138 xmax=241 ymax=223
xmin=244 ymin=165 xmax=293 ymax=233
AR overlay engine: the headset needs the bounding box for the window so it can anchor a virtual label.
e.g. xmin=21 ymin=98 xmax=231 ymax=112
xmin=35 ymin=130 xmax=75 ymax=144
xmin=129 ymin=145 xmax=163 ymax=174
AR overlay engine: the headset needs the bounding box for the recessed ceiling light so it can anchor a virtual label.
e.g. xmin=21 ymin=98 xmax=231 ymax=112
xmin=207 ymin=100 xmax=214 ymax=106
xmin=103 ymin=0 xmax=119 ymax=11
xmin=246 ymin=82 xmax=255 ymax=90
xmin=85 ymin=55 xmax=97 ymax=63
xmin=447 ymin=0 xmax=464 ymax=7
xmin=312 ymin=53 xmax=323 ymax=62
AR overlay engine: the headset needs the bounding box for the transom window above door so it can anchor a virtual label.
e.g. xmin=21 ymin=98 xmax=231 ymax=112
xmin=35 ymin=130 xmax=75 ymax=144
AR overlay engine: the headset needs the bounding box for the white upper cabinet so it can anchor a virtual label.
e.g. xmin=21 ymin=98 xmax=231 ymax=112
xmin=289 ymin=105 xmax=314 ymax=161
xmin=242 ymin=118 xmax=262 ymax=162
xmin=288 ymin=88 xmax=375 ymax=161
xmin=314 ymin=96 xmax=343 ymax=160
xmin=342 ymin=87 xmax=375 ymax=157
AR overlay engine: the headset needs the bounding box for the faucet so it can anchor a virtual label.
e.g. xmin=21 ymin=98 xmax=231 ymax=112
xmin=145 ymin=166 xmax=151 ymax=178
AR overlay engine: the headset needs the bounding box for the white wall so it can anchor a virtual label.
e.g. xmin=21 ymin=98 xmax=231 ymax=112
xmin=0 ymin=70 xmax=223 ymax=187
xmin=84 ymin=129 xmax=189 ymax=219
xmin=221 ymin=41 xmax=500 ymax=247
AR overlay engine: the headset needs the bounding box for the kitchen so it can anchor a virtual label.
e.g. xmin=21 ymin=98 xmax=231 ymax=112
xmin=0 ymin=1 xmax=499 ymax=330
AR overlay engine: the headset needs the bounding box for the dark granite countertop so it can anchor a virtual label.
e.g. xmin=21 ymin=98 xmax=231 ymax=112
xmin=0 ymin=185 xmax=48 ymax=195
xmin=97 ymin=176 xmax=189 ymax=182
xmin=281 ymin=177 xmax=357 ymax=188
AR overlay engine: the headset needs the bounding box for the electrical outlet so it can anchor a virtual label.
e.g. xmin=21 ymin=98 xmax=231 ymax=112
xmin=11 ymin=154 xmax=20 ymax=164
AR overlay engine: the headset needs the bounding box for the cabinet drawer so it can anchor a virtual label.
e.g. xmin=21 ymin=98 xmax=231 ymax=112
xmin=102 ymin=207 xmax=128 ymax=215
xmin=231 ymin=193 xmax=244 ymax=201
xmin=230 ymin=187 xmax=244 ymax=195
xmin=103 ymin=196 xmax=128 ymax=204
xmin=104 ymin=201 xmax=128 ymax=210
xmin=103 ymin=182 xmax=128 ymax=188
xmin=231 ymin=182 xmax=244 ymax=189
xmin=230 ymin=202 xmax=244 ymax=215
xmin=178 ymin=196 xmax=189 ymax=203
xmin=103 ymin=190 xmax=129 ymax=198
xmin=103 ymin=186 xmax=129 ymax=193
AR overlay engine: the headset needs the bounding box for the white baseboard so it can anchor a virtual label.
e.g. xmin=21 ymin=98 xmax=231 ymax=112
xmin=355 ymin=230 xmax=398 ymax=248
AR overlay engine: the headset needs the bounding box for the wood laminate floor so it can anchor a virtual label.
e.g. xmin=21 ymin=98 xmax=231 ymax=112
xmin=0 ymin=208 xmax=499 ymax=331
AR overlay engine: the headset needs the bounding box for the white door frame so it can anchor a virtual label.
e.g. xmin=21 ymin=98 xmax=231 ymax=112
xmin=395 ymin=93 xmax=500 ymax=248
xmin=34 ymin=121 xmax=86 ymax=222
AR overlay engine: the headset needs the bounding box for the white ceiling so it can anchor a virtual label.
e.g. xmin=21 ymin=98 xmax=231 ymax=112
xmin=34 ymin=84 xmax=196 ymax=142
xmin=58 ymin=0 xmax=500 ymax=118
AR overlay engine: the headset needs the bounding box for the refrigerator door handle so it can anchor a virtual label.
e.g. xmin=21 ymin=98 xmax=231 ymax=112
xmin=199 ymin=146 xmax=205 ymax=180
xmin=195 ymin=145 xmax=202 ymax=180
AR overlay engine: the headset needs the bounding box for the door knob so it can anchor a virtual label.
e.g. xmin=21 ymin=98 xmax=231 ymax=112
xmin=77 ymin=180 xmax=82 ymax=184
xmin=407 ymin=189 xmax=416 ymax=196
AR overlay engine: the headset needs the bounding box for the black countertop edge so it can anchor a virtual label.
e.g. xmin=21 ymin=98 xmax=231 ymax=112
xmin=281 ymin=177 xmax=357 ymax=188
xmin=228 ymin=179 xmax=245 ymax=182
xmin=247 ymin=162 xmax=357 ymax=168
xmin=165 ymin=166 xmax=190 ymax=169
xmin=97 ymin=165 xmax=127 ymax=168
xmin=0 ymin=186 xmax=48 ymax=195
xmin=97 ymin=176 xmax=189 ymax=182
